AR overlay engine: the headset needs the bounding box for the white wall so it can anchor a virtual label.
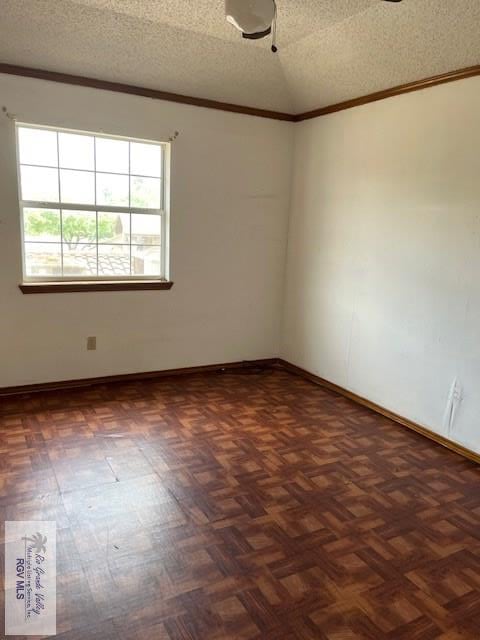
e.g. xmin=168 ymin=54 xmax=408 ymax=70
xmin=282 ymin=77 xmax=480 ymax=454
xmin=2 ymin=72 xmax=479 ymax=456
xmin=0 ymin=73 xmax=293 ymax=386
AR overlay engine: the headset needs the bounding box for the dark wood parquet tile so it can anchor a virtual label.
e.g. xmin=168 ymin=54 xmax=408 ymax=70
xmin=0 ymin=368 xmax=479 ymax=639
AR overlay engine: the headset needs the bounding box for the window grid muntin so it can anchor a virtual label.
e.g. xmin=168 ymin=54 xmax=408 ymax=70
xmin=94 ymin=127 xmax=98 ymax=275
xmin=20 ymin=164 xmax=162 ymax=180
xmin=17 ymin=123 xmax=166 ymax=282
xmin=128 ymin=140 xmax=131 ymax=276
xmin=21 ymin=207 xmax=163 ymax=281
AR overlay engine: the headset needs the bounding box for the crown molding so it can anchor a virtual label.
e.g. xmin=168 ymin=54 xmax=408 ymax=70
xmin=0 ymin=63 xmax=295 ymax=122
xmin=295 ymin=64 xmax=480 ymax=121
xmin=1 ymin=62 xmax=479 ymax=123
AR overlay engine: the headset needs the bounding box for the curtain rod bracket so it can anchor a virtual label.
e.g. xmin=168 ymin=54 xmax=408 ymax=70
xmin=2 ymin=106 xmax=17 ymax=121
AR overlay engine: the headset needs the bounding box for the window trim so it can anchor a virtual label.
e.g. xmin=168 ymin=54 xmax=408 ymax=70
xmin=19 ymin=280 xmax=174 ymax=294
xmin=15 ymin=122 xmax=171 ymax=285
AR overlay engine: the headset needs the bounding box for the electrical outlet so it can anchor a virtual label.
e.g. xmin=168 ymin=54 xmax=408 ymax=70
xmin=87 ymin=336 xmax=97 ymax=351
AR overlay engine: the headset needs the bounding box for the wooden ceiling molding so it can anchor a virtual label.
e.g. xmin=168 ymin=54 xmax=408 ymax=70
xmin=1 ymin=62 xmax=479 ymax=123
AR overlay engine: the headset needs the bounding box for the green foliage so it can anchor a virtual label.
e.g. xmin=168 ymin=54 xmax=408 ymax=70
xmin=98 ymin=216 xmax=118 ymax=244
xmin=25 ymin=210 xmax=117 ymax=249
xmin=25 ymin=210 xmax=60 ymax=238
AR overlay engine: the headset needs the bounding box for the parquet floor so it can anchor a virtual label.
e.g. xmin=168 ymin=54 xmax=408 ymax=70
xmin=0 ymin=367 xmax=479 ymax=639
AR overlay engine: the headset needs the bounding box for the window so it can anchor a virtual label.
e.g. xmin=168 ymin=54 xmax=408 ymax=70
xmin=16 ymin=124 xmax=169 ymax=284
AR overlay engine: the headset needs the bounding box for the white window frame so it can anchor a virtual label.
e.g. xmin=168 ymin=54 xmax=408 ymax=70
xmin=15 ymin=123 xmax=171 ymax=283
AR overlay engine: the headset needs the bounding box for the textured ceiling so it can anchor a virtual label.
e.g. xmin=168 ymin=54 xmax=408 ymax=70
xmin=67 ymin=0 xmax=378 ymax=47
xmin=0 ymin=0 xmax=479 ymax=114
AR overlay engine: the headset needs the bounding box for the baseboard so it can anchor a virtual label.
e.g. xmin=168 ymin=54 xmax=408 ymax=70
xmin=277 ymin=359 xmax=479 ymax=465
xmin=0 ymin=358 xmax=278 ymax=397
xmin=2 ymin=356 xmax=477 ymax=465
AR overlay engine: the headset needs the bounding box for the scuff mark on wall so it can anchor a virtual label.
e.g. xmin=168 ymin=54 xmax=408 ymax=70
xmin=443 ymin=378 xmax=463 ymax=436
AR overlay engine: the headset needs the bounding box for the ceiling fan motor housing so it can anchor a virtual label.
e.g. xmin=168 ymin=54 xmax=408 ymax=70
xmin=225 ymin=0 xmax=401 ymax=49
xmin=225 ymin=0 xmax=276 ymax=40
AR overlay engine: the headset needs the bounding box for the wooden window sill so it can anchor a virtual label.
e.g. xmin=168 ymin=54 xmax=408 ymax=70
xmin=19 ymin=281 xmax=174 ymax=294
